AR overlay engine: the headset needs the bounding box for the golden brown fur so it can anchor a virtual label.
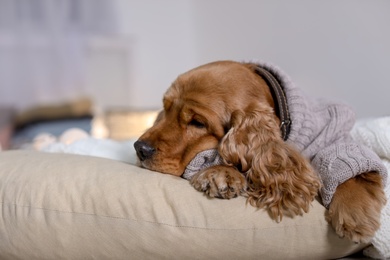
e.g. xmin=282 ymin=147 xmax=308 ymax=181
xmin=135 ymin=60 xmax=386 ymax=243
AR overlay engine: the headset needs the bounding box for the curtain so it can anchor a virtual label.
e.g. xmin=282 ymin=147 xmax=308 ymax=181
xmin=0 ymin=0 xmax=116 ymax=110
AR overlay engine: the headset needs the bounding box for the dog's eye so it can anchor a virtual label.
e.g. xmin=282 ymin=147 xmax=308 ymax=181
xmin=189 ymin=119 xmax=206 ymax=128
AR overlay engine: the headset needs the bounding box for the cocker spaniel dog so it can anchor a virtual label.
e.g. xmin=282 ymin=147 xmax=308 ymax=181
xmin=134 ymin=60 xmax=387 ymax=243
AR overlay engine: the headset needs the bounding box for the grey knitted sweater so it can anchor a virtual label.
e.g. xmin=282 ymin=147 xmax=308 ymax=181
xmin=183 ymin=62 xmax=388 ymax=208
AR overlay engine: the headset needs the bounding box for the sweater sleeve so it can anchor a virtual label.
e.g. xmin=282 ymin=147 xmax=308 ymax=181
xmin=311 ymin=138 xmax=388 ymax=208
xmin=182 ymin=149 xmax=224 ymax=180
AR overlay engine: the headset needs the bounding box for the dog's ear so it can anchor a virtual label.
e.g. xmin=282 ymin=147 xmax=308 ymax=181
xmin=219 ymin=104 xmax=321 ymax=221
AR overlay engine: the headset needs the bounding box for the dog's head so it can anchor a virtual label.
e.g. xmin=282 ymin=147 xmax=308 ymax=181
xmin=134 ymin=60 xmax=277 ymax=176
xmin=133 ymin=60 xmax=387 ymax=240
xmin=135 ymin=60 xmax=320 ymax=219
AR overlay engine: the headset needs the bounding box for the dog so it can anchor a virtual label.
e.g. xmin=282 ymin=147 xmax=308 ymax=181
xmin=134 ymin=60 xmax=387 ymax=243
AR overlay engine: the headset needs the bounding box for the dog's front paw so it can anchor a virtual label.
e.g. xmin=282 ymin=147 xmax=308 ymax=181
xmin=327 ymin=172 xmax=386 ymax=243
xmin=190 ymin=165 xmax=246 ymax=199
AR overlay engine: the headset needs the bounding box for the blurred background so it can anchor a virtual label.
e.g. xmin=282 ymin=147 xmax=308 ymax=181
xmin=0 ymin=0 xmax=389 ymax=150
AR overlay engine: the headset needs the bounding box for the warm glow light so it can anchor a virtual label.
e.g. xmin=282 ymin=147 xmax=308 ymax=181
xmin=91 ymin=115 xmax=109 ymax=139
xmin=92 ymin=109 xmax=159 ymax=140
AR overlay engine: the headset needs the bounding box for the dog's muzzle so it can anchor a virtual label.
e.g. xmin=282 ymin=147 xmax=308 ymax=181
xmin=134 ymin=140 xmax=156 ymax=161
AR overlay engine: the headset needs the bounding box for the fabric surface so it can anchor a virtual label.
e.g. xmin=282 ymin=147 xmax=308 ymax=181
xmin=184 ymin=62 xmax=387 ymax=208
xmin=0 ymin=151 xmax=366 ymax=259
xmin=182 ymin=149 xmax=224 ymax=179
xmin=255 ymin=62 xmax=387 ymax=208
xmin=351 ymin=117 xmax=390 ymax=259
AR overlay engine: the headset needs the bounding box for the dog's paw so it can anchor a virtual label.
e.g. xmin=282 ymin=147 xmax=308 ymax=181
xmin=190 ymin=165 xmax=246 ymax=199
xmin=326 ymin=172 xmax=386 ymax=243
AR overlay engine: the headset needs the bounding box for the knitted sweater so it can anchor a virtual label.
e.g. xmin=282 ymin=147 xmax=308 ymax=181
xmin=183 ymin=62 xmax=388 ymax=208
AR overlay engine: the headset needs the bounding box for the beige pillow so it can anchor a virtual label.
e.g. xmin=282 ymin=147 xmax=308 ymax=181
xmin=0 ymin=151 xmax=366 ymax=259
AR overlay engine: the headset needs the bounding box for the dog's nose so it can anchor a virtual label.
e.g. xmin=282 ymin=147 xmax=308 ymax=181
xmin=134 ymin=140 xmax=156 ymax=161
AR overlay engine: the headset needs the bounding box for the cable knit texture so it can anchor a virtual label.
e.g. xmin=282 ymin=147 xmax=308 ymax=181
xmin=258 ymin=61 xmax=387 ymax=208
xmin=312 ymin=141 xmax=387 ymax=207
xmin=183 ymin=149 xmax=224 ymax=180
xmin=184 ymin=61 xmax=387 ymax=209
xmin=351 ymin=117 xmax=390 ymax=259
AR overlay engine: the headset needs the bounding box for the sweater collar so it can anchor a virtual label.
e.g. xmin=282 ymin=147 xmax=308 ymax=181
xmin=253 ymin=66 xmax=291 ymax=141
